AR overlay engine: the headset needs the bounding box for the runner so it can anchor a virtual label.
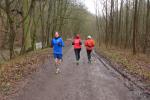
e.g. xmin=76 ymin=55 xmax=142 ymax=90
xmin=72 ymin=34 xmax=82 ymax=65
xmin=51 ymin=32 xmax=65 ymax=74
xmin=85 ymin=35 xmax=95 ymax=63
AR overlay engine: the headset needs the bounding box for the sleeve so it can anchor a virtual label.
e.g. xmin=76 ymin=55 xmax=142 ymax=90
xmin=84 ymin=41 xmax=87 ymax=46
xmin=72 ymin=40 xmax=75 ymax=45
xmin=92 ymin=40 xmax=95 ymax=47
xmin=79 ymin=40 xmax=82 ymax=45
xmin=61 ymin=38 xmax=65 ymax=47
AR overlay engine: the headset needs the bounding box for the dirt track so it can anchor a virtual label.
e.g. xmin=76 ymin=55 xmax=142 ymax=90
xmin=10 ymin=47 xmax=149 ymax=100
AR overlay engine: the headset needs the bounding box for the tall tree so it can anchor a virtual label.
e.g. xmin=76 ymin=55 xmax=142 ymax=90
xmin=132 ymin=0 xmax=138 ymax=55
xmin=144 ymin=0 xmax=150 ymax=54
xmin=109 ymin=0 xmax=114 ymax=44
xmin=21 ymin=0 xmax=33 ymax=53
xmin=5 ymin=0 xmax=16 ymax=58
xmin=125 ymin=0 xmax=129 ymax=48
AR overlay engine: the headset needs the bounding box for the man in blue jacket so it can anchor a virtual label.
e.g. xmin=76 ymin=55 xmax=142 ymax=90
xmin=51 ymin=32 xmax=65 ymax=74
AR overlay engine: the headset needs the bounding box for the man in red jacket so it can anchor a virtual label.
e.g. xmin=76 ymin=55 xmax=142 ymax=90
xmin=72 ymin=34 xmax=82 ymax=65
xmin=85 ymin=35 xmax=95 ymax=63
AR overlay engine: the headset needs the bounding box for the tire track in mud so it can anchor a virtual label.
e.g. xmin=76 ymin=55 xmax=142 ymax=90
xmin=93 ymin=50 xmax=150 ymax=100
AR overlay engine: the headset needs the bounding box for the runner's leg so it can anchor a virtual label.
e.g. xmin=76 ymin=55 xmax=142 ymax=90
xmin=54 ymin=54 xmax=60 ymax=74
xmin=77 ymin=49 xmax=80 ymax=65
xmin=78 ymin=48 xmax=81 ymax=60
xmin=74 ymin=49 xmax=79 ymax=65
xmin=89 ymin=50 xmax=92 ymax=62
xmin=74 ymin=49 xmax=78 ymax=61
xmin=58 ymin=54 xmax=63 ymax=65
xmin=55 ymin=58 xmax=58 ymax=65
xmin=54 ymin=54 xmax=58 ymax=66
xmin=56 ymin=54 xmax=63 ymax=74
xmin=55 ymin=58 xmax=60 ymax=74
xmin=87 ymin=50 xmax=92 ymax=63
xmin=77 ymin=49 xmax=79 ymax=61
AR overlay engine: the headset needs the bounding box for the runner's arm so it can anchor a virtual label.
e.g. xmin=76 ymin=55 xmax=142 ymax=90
xmin=79 ymin=40 xmax=82 ymax=45
xmin=84 ymin=41 xmax=88 ymax=46
xmin=61 ymin=39 xmax=65 ymax=47
xmin=72 ymin=40 xmax=74 ymax=45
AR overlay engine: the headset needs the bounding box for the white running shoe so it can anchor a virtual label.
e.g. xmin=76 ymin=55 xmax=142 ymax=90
xmin=56 ymin=68 xmax=60 ymax=74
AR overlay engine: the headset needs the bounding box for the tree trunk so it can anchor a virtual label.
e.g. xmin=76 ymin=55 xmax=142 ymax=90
xmin=133 ymin=0 xmax=138 ymax=55
xmin=144 ymin=0 xmax=150 ymax=54
xmin=5 ymin=0 xmax=16 ymax=59
xmin=105 ymin=0 xmax=108 ymax=47
xmin=125 ymin=0 xmax=129 ymax=48
xmin=21 ymin=0 xmax=32 ymax=54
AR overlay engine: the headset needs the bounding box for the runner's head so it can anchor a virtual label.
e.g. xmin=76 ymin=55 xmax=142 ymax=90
xmin=74 ymin=34 xmax=80 ymax=39
xmin=76 ymin=34 xmax=80 ymax=38
xmin=87 ymin=35 xmax=92 ymax=39
xmin=55 ymin=32 xmax=59 ymax=38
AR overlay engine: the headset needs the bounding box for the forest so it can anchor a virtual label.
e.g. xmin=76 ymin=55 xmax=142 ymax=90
xmin=95 ymin=0 xmax=150 ymax=55
xmin=0 ymin=0 xmax=150 ymax=99
xmin=0 ymin=0 xmax=149 ymax=65
xmin=0 ymin=0 xmax=96 ymax=60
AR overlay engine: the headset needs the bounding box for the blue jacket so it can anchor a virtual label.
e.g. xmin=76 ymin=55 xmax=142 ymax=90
xmin=51 ymin=37 xmax=64 ymax=54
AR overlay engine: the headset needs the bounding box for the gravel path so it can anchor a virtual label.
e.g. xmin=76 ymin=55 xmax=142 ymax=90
xmin=10 ymin=47 xmax=148 ymax=100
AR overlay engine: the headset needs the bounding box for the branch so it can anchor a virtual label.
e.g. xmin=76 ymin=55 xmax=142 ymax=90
xmin=19 ymin=0 xmax=36 ymax=24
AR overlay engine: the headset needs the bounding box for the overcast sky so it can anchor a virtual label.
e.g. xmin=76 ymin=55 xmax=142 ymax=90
xmin=84 ymin=0 xmax=96 ymax=14
xmin=83 ymin=0 xmax=95 ymax=14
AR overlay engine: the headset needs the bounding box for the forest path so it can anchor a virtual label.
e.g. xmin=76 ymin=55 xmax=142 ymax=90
xmin=10 ymin=46 xmax=147 ymax=100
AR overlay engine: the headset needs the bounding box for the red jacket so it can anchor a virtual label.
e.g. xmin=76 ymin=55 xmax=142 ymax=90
xmin=85 ymin=39 xmax=95 ymax=50
xmin=72 ymin=36 xmax=82 ymax=49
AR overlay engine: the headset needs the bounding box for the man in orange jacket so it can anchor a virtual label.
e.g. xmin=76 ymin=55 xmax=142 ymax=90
xmin=85 ymin=35 xmax=95 ymax=63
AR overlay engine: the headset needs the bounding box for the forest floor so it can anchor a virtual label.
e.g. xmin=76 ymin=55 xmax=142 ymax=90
xmin=96 ymin=45 xmax=150 ymax=94
xmin=0 ymin=48 xmax=53 ymax=99
xmin=0 ymin=42 xmax=150 ymax=100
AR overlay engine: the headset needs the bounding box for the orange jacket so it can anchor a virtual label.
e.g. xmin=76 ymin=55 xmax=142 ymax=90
xmin=85 ymin=39 xmax=95 ymax=50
